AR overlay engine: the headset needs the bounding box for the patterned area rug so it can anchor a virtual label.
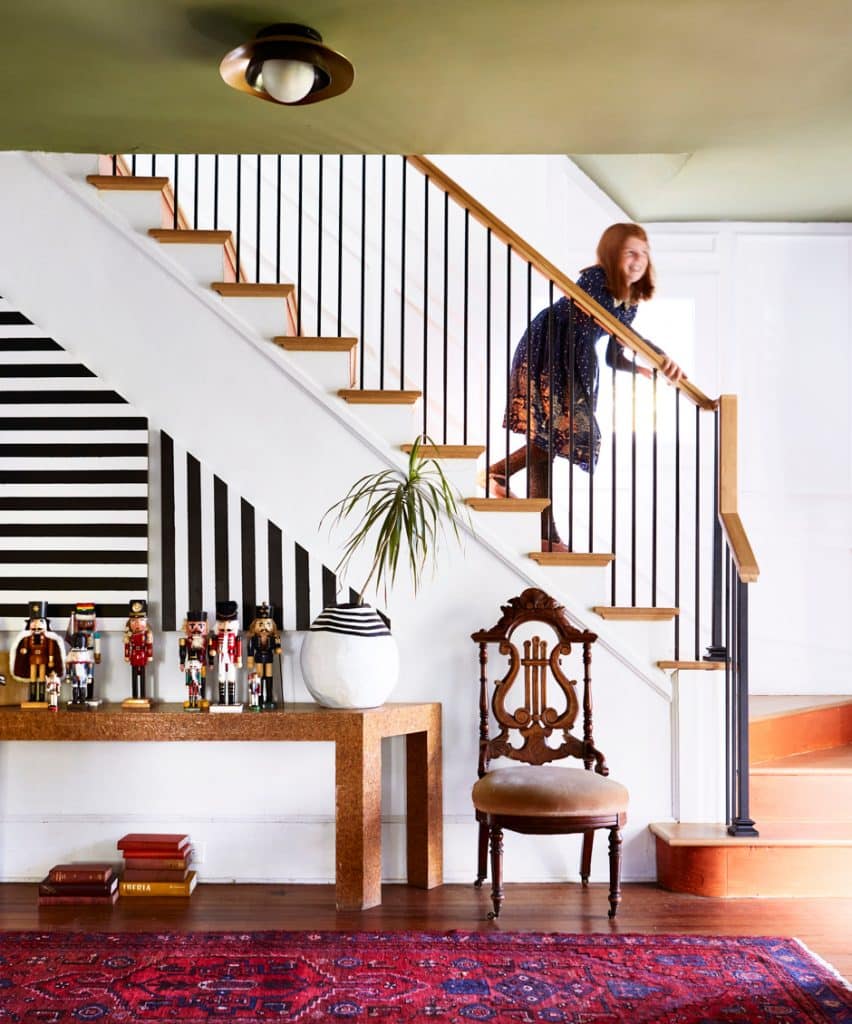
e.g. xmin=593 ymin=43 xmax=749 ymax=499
xmin=1 ymin=930 xmax=849 ymax=1022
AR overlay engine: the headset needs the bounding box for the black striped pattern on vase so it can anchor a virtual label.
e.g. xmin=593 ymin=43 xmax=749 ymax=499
xmin=159 ymin=432 xmax=363 ymax=633
xmin=0 ymin=295 xmax=149 ymax=631
xmin=309 ymin=604 xmax=391 ymax=638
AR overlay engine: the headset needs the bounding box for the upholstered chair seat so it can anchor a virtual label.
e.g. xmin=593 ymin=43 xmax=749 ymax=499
xmin=473 ymin=765 xmax=629 ymax=818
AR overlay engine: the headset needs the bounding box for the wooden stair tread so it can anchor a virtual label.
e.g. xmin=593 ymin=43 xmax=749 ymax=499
xmin=339 ymin=389 xmax=421 ymax=405
xmin=657 ymin=660 xmax=726 ymax=670
xmin=592 ymin=606 xmax=679 ymax=621
xmin=528 ymin=552 xmax=614 ymax=566
xmin=651 ymin=820 xmax=852 ymax=847
xmin=212 ymin=283 xmax=294 ymax=297
xmin=465 ymin=497 xmax=550 ymax=512
xmin=87 ymin=175 xmax=168 ymax=191
xmin=149 ymin=229 xmax=231 ymax=244
xmin=400 ymin=444 xmax=486 ymax=459
xmin=274 ymin=337 xmax=357 ymax=352
xmin=752 ymin=744 xmax=852 ymax=774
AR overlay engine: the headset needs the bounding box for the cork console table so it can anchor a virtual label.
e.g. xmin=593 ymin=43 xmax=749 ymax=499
xmin=0 ymin=701 xmax=443 ymax=911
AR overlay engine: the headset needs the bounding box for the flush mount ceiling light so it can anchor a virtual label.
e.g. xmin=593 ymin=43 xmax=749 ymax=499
xmin=219 ymin=23 xmax=354 ymax=106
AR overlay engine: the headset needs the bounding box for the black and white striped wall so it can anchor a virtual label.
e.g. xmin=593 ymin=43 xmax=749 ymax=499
xmin=0 ymin=296 xmax=148 ymax=632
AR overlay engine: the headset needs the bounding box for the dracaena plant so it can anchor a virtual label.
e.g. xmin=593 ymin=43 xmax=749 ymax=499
xmin=322 ymin=435 xmax=468 ymax=604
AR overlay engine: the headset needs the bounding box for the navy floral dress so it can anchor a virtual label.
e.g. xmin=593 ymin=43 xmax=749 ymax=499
xmin=505 ymin=264 xmax=659 ymax=471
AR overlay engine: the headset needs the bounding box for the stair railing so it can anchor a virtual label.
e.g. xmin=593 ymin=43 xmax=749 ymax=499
xmin=106 ymin=152 xmax=759 ymax=834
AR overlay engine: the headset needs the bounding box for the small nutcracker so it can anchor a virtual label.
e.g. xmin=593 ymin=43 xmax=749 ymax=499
xmin=10 ymin=600 xmax=66 ymax=707
xmin=123 ymin=598 xmax=153 ymax=706
xmin=208 ymin=600 xmax=242 ymax=710
xmin=245 ymin=602 xmax=282 ymax=710
xmin=66 ymin=601 xmax=101 ymax=708
xmin=179 ymin=610 xmax=209 ymax=711
xmin=247 ymin=670 xmax=262 ymax=711
xmin=46 ymin=670 xmax=62 ymax=712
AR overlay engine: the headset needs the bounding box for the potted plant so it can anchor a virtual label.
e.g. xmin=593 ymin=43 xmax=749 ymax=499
xmin=299 ymin=436 xmax=467 ymax=709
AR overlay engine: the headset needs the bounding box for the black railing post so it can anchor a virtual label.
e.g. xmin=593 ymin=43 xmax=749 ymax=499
xmin=728 ymin=578 xmax=759 ymax=837
xmin=706 ymin=407 xmax=727 ymax=661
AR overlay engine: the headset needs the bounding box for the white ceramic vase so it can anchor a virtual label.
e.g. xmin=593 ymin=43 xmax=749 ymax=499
xmin=299 ymin=603 xmax=399 ymax=709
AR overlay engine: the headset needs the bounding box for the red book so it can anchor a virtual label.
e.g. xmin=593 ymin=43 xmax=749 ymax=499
xmin=38 ymin=891 xmax=119 ymax=905
xmin=116 ymin=833 xmax=190 ymax=854
xmin=122 ymin=867 xmax=191 ymax=882
xmin=123 ymin=853 xmax=193 ymax=870
xmin=48 ymin=863 xmax=115 ymax=884
xmin=39 ymin=876 xmax=118 ymax=897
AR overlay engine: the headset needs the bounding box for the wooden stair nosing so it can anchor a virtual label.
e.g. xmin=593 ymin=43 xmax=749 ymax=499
xmin=657 ymin=660 xmax=727 ymax=671
xmin=528 ymin=552 xmax=614 ymax=567
xmin=87 ymin=174 xmax=169 ymax=191
xmin=212 ymin=282 xmax=294 ymax=297
xmin=338 ymin=389 xmax=421 ymax=405
xmin=593 ymin=606 xmax=679 ymax=621
xmin=400 ymin=444 xmax=486 ymax=459
xmin=274 ymin=337 xmax=358 ymax=353
xmin=149 ymin=229 xmax=232 ymax=244
xmin=465 ymin=497 xmax=550 ymax=513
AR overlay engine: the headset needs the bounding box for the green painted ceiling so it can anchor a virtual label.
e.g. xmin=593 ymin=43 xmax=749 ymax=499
xmin=3 ymin=0 xmax=852 ymax=220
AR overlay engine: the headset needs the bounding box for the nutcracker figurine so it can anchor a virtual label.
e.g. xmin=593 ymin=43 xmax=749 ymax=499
xmin=179 ymin=610 xmax=209 ymax=711
xmin=65 ymin=602 xmax=101 ymax=707
xmin=10 ymin=600 xmax=66 ymax=707
xmin=46 ymin=671 xmax=62 ymax=711
xmin=208 ymin=600 xmax=242 ymax=710
xmin=245 ymin=602 xmax=282 ymax=710
xmin=123 ymin=598 xmax=153 ymax=707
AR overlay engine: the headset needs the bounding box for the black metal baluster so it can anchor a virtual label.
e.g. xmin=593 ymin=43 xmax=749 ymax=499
xmin=213 ymin=155 xmax=219 ymax=232
xmin=379 ymin=154 xmax=386 ymax=386
xmin=631 ymin=352 xmax=638 ymax=606
xmin=484 ymin=228 xmax=491 ymax=494
xmin=724 ymin=551 xmax=732 ymax=825
xmin=728 ymin=578 xmax=758 ymax=837
xmin=610 ymin=353 xmax=618 ymax=604
xmin=400 ymin=157 xmax=407 ymax=389
xmin=236 ymin=155 xmax=242 ymax=286
xmin=151 ymin=155 xmax=157 ymax=177
xmin=652 ymin=369 xmax=658 ymax=605
xmin=463 ymin=210 xmax=470 ymax=444
xmin=567 ymin=299 xmax=575 ymax=550
xmin=297 ymin=155 xmax=303 ymax=337
xmin=317 ymin=155 xmax=324 ymax=336
xmin=443 ymin=191 xmax=450 ymax=444
xmin=256 ymin=154 xmax=262 ymax=283
xmin=694 ymin=405 xmax=701 ymax=659
xmin=193 ymin=155 xmax=199 ymax=229
xmin=706 ymin=407 xmax=726 ymax=660
xmin=503 ymin=245 xmax=511 ymax=476
xmin=275 ymin=155 xmax=282 ymax=283
xmin=674 ymin=389 xmax=681 ymax=659
xmin=525 ymin=265 xmax=532 ymax=499
xmin=337 ymin=154 xmax=344 ymax=336
xmin=359 ymin=156 xmax=366 ymax=387
xmin=173 ymin=155 xmax=179 ymax=229
xmin=546 ymin=283 xmax=555 ymax=547
xmin=422 ymin=174 xmax=430 ymax=433
xmin=131 ymin=154 xmax=136 ymax=175
xmin=112 ymin=154 xmax=117 ymax=176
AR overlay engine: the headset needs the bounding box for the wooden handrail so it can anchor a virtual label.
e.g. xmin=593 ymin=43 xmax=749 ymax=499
xmin=718 ymin=395 xmax=759 ymax=583
xmin=407 ymin=155 xmax=715 ymax=411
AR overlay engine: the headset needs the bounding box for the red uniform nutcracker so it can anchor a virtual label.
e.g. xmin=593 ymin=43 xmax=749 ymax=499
xmin=208 ymin=600 xmax=242 ymax=707
xmin=179 ymin=610 xmax=209 ymax=711
xmin=123 ymin=598 xmax=153 ymax=702
xmin=10 ymin=600 xmax=66 ymax=706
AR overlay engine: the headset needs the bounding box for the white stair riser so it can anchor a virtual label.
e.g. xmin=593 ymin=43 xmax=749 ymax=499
xmin=155 ymin=244 xmax=226 ymax=288
xmin=530 ymin=564 xmax=611 ymax=610
xmin=674 ymin=670 xmax=726 ymax=823
xmin=283 ymin=349 xmax=355 ymax=390
xmin=98 ymin=190 xmax=167 ymax=233
xmin=217 ymin=296 xmax=290 ymax=338
xmin=467 ymin=509 xmax=542 ymax=558
xmin=341 ymin=402 xmax=420 ymax=446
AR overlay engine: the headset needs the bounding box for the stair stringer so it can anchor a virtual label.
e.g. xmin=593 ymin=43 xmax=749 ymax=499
xmin=0 ymin=151 xmax=673 ymax=885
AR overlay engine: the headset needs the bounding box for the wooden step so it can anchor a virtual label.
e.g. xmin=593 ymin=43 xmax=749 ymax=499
xmin=750 ymin=745 xmax=852 ymax=822
xmin=465 ymin=498 xmax=549 ymax=513
xmin=528 ymin=552 xmax=614 ymax=567
xmin=212 ymin=283 xmax=294 ymax=297
xmin=86 ymin=175 xmax=168 ymax=191
xmin=657 ymin=660 xmax=726 ymax=671
xmin=400 ymin=444 xmax=486 ymax=459
xmin=339 ymin=389 xmax=421 ymax=405
xmin=149 ymin=229 xmax=231 ymax=244
xmin=275 ymin=337 xmax=357 ymax=353
xmin=652 ymin=820 xmax=852 ymax=897
xmin=750 ymin=698 xmax=852 ymax=763
xmin=592 ymin=606 xmax=679 ymax=621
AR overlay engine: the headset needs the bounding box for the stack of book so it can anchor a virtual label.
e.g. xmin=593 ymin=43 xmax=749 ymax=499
xmin=38 ymin=862 xmax=119 ymax=905
xmin=117 ymin=833 xmax=197 ymax=898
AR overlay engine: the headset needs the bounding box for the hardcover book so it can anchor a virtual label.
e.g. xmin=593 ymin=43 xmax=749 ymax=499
xmin=122 ymin=867 xmax=191 ymax=882
xmin=119 ymin=870 xmax=197 ymax=897
xmin=48 ymin=863 xmax=115 ymax=884
xmin=38 ymin=891 xmax=120 ymax=905
xmin=116 ymin=833 xmax=190 ymax=853
xmin=122 ymin=853 xmax=193 ymax=870
xmin=38 ymin=876 xmax=118 ymax=897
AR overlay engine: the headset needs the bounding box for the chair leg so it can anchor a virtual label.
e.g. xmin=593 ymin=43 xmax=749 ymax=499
xmin=580 ymin=829 xmax=594 ymax=886
xmin=607 ymin=826 xmax=623 ymax=919
xmin=487 ymin=826 xmax=504 ymax=920
xmin=474 ymin=821 xmax=488 ymax=887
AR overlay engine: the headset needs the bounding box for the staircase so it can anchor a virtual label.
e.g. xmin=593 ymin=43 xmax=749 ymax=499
xmin=653 ymin=697 xmax=852 ymax=896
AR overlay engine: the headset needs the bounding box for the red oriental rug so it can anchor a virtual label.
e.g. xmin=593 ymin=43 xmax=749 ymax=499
xmin=0 ymin=930 xmax=849 ymax=1022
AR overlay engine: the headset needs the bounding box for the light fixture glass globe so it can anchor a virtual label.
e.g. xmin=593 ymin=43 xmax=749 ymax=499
xmin=260 ymin=58 xmax=316 ymax=103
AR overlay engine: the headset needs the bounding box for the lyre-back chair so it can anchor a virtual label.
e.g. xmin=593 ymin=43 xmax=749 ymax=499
xmin=471 ymin=587 xmax=628 ymax=919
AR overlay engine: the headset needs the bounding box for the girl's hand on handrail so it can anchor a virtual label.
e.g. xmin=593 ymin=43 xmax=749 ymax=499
xmin=659 ymin=356 xmax=685 ymax=383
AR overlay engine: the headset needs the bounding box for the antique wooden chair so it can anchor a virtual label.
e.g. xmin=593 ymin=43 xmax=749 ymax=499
xmin=471 ymin=587 xmax=628 ymax=918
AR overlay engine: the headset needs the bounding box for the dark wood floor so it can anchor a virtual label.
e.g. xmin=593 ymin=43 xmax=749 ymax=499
xmin=3 ymin=882 xmax=850 ymax=982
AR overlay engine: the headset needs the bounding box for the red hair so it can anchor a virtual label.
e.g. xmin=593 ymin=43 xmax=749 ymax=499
xmin=595 ymin=223 xmax=655 ymax=305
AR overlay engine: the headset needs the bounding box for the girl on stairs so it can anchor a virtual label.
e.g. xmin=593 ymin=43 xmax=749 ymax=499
xmin=485 ymin=222 xmax=685 ymax=552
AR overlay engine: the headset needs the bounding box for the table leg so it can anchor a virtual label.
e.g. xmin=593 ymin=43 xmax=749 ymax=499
xmin=405 ymin=708 xmax=443 ymax=888
xmin=335 ymin=720 xmax=382 ymax=911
